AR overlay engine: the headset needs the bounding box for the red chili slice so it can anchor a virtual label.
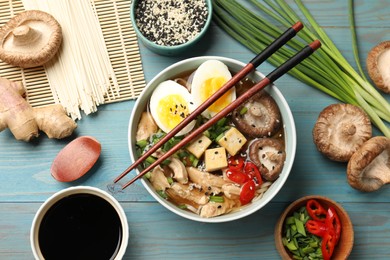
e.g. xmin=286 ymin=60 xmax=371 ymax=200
xmin=240 ymin=180 xmax=256 ymax=205
xmin=227 ymin=155 xmax=245 ymax=171
xmin=325 ymin=206 xmax=342 ymax=244
xmin=321 ymin=231 xmax=336 ymax=260
xmin=306 ymin=199 xmax=327 ymax=222
xmin=226 ymin=169 xmax=249 ymax=185
xmin=244 ymin=161 xmax=263 ymax=186
xmin=305 ymin=220 xmax=328 ymax=237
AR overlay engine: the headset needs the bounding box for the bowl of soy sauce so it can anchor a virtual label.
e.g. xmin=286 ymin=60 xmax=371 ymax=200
xmin=30 ymin=186 xmax=129 ymax=260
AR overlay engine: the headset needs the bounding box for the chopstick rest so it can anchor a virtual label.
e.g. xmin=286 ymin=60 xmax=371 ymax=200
xmin=120 ymin=39 xmax=321 ymax=190
xmin=114 ymin=21 xmax=303 ymax=185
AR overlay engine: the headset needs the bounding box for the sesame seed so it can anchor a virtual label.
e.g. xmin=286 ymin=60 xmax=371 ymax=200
xmin=135 ymin=0 xmax=208 ymax=46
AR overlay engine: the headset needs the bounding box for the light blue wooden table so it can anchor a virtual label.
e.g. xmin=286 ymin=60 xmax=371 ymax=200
xmin=1 ymin=0 xmax=390 ymax=259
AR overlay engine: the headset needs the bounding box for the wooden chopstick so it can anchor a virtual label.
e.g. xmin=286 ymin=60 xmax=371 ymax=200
xmin=120 ymin=39 xmax=321 ymax=190
xmin=114 ymin=21 xmax=303 ymax=184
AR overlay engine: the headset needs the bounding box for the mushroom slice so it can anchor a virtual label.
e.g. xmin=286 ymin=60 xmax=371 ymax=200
xmin=347 ymin=136 xmax=390 ymax=192
xmin=149 ymin=166 xmax=170 ymax=191
xmin=249 ymin=138 xmax=286 ymax=181
xmin=232 ymin=90 xmax=282 ymax=138
xmin=199 ymin=197 xmax=238 ymax=218
xmin=136 ymin=112 xmax=158 ymax=142
xmin=366 ymin=41 xmax=390 ymax=93
xmin=0 ymin=10 xmax=62 ymax=68
xmin=313 ymin=104 xmax=372 ymax=162
xmin=168 ymin=157 xmax=188 ymax=184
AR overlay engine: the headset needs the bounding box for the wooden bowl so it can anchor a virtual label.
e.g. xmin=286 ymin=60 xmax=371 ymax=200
xmin=275 ymin=195 xmax=354 ymax=259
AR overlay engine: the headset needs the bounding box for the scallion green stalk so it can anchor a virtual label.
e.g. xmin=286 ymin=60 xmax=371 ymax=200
xmin=212 ymin=0 xmax=390 ymax=137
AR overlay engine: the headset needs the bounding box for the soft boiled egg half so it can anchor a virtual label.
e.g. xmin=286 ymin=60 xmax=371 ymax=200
xmin=149 ymin=80 xmax=196 ymax=136
xmin=191 ymin=60 xmax=235 ymax=118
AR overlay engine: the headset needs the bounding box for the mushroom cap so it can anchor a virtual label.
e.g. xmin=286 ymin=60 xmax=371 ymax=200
xmin=313 ymin=103 xmax=372 ymax=162
xmin=232 ymin=90 xmax=282 ymax=138
xmin=0 ymin=10 xmax=62 ymax=68
xmin=248 ymin=138 xmax=286 ymax=181
xmin=366 ymin=41 xmax=390 ymax=93
xmin=347 ymin=136 xmax=390 ymax=192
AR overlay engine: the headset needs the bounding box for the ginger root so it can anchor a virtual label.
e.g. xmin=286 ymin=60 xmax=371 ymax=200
xmin=0 ymin=76 xmax=76 ymax=141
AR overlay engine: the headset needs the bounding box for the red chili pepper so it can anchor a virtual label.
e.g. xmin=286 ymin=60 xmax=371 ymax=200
xmin=244 ymin=162 xmax=263 ymax=186
xmin=321 ymin=231 xmax=336 ymax=260
xmin=306 ymin=199 xmax=327 ymax=222
xmin=305 ymin=220 xmax=328 ymax=237
xmin=325 ymin=207 xmax=341 ymax=244
xmin=227 ymin=155 xmax=245 ymax=171
xmin=240 ymin=180 xmax=256 ymax=205
xmin=226 ymin=169 xmax=249 ymax=185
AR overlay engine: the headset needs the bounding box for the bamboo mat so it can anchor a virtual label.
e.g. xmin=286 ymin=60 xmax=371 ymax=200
xmin=0 ymin=0 xmax=145 ymax=109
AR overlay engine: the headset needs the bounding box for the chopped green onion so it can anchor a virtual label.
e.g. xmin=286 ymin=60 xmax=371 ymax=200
xmin=157 ymin=190 xmax=168 ymax=199
xmin=215 ymin=132 xmax=225 ymax=142
xmin=192 ymin=157 xmax=199 ymax=167
xmin=210 ymin=195 xmax=224 ymax=203
xmin=167 ymin=177 xmax=174 ymax=185
xmin=178 ymin=204 xmax=187 ymax=209
xmin=136 ymin=139 xmax=148 ymax=148
xmin=161 ymin=159 xmax=172 ymax=166
xmin=213 ymin=0 xmax=390 ymax=137
xmin=143 ymin=172 xmax=152 ymax=179
xmin=145 ymin=156 xmax=156 ymax=164
xmin=239 ymin=106 xmax=248 ymax=115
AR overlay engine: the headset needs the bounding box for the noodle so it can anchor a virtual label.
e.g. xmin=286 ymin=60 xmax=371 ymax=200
xmin=22 ymin=0 xmax=119 ymax=119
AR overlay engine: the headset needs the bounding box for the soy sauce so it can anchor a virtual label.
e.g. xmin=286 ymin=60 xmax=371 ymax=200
xmin=38 ymin=193 xmax=122 ymax=260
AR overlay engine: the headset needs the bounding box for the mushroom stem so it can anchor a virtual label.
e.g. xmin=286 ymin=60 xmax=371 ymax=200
xmin=12 ymin=25 xmax=41 ymax=46
xmin=341 ymin=123 xmax=356 ymax=136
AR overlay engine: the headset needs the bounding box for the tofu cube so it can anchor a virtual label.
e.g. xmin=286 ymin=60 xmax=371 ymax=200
xmin=205 ymin=147 xmax=228 ymax=172
xmin=217 ymin=127 xmax=247 ymax=156
xmin=186 ymin=135 xmax=212 ymax=158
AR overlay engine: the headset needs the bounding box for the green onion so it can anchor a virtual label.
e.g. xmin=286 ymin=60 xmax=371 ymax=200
xmin=178 ymin=204 xmax=187 ymax=209
xmin=239 ymin=106 xmax=248 ymax=115
xmin=215 ymin=132 xmax=225 ymax=142
xmin=213 ymin=0 xmax=390 ymax=137
xmin=136 ymin=139 xmax=148 ymax=148
xmin=192 ymin=157 xmax=199 ymax=167
xmin=143 ymin=171 xmax=152 ymax=179
xmin=157 ymin=190 xmax=168 ymax=199
xmin=167 ymin=177 xmax=174 ymax=185
xmin=145 ymin=156 xmax=156 ymax=164
xmin=281 ymin=206 xmax=322 ymax=259
xmin=210 ymin=195 xmax=224 ymax=203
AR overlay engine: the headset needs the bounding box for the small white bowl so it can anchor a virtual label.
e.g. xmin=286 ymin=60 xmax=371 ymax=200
xmin=30 ymin=186 xmax=129 ymax=259
xmin=128 ymin=56 xmax=297 ymax=223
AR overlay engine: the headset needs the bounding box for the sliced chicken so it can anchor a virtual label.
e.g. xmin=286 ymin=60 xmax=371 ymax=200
xmin=199 ymin=197 xmax=238 ymax=218
xmin=168 ymin=182 xmax=209 ymax=205
xmin=149 ymin=165 xmax=170 ymax=191
xmin=186 ymin=167 xmax=226 ymax=194
xmin=136 ymin=111 xmax=158 ymax=141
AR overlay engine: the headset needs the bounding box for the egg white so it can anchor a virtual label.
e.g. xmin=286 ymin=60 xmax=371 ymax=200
xmin=149 ymin=80 xmax=196 ymax=136
xmin=191 ymin=60 xmax=235 ymax=118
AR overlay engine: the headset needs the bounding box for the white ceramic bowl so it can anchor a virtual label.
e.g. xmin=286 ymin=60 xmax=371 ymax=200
xmin=128 ymin=56 xmax=297 ymax=223
xmin=30 ymin=186 xmax=129 ymax=259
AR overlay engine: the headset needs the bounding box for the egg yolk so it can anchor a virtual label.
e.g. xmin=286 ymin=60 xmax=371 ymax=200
xmin=200 ymin=77 xmax=233 ymax=114
xmin=157 ymin=94 xmax=189 ymax=130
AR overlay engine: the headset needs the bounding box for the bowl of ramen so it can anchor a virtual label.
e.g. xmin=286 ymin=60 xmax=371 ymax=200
xmin=128 ymin=56 xmax=296 ymax=223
